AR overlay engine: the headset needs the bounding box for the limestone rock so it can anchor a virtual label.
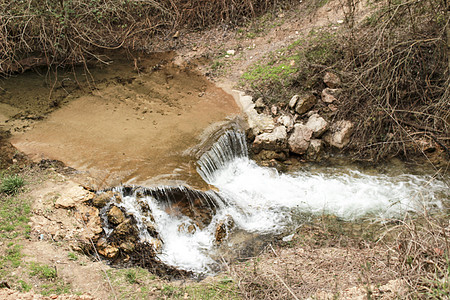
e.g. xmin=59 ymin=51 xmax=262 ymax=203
xmin=236 ymin=92 xmax=275 ymax=135
xmin=108 ymin=206 xmax=125 ymax=225
xmin=149 ymin=237 xmax=162 ymax=253
xmin=323 ymin=120 xmax=354 ymax=148
xmin=294 ymin=94 xmax=317 ymax=115
xmin=277 ymin=114 xmax=294 ymax=130
xmin=55 ymin=197 xmax=75 ymax=209
xmin=288 ymin=124 xmax=313 ymax=155
xmin=321 ymin=88 xmax=341 ymax=103
xmin=306 ymin=139 xmax=323 ymax=160
xmin=253 ymin=126 xmax=287 ymax=153
xmin=305 ymin=114 xmax=328 ymax=138
xmin=92 ymin=192 xmax=112 ymax=208
xmin=254 ymin=97 xmax=265 ymax=109
xmin=323 ymin=72 xmax=341 ymax=88
xmin=288 ymin=95 xmax=299 ymax=109
xmin=271 ymin=105 xmax=278 ymax=116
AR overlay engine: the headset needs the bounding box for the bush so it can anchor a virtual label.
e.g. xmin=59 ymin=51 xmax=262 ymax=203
xmin=0 ymin=174 xmax=24 ymax=195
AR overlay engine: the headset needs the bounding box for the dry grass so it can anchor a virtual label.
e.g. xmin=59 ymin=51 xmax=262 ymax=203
xmin=229 ymin=212 xmax=449 ymax=299
xmin=337 ymin=0 xmax=449 ymax=161
xmin=0 ymin=0 xmax=293 ymax=74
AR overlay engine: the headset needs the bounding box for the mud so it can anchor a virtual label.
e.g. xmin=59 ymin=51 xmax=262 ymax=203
xmin=4 ymin=51 xmax=239 ymax=189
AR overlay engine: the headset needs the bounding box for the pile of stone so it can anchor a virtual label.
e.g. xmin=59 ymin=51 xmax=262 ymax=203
xmin=241 ymin=72 xmax=354 ymax=162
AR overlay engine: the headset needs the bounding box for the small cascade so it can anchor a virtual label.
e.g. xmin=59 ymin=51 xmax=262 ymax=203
xmin=97 ymin=130 xmax=448 ymax=275
xmin=197 ymin=130 xmax=248 ymax=183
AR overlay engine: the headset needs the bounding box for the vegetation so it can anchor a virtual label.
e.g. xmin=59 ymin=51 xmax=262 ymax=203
xmin=0 ymin=0 xmax=293 ymax=74
xmin=240 ymin=0 xmax=449 ymax=161
xmin=0 ymin=174 xmax=25 ymax=195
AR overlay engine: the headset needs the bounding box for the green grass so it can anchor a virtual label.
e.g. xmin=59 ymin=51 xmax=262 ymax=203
xmin=240 ymin=29 xmax=340 ymax=102
xmin=0 ymin=174 xmax=25 ymax=195
xmin=29 ymin=262 xmax=57 ymax=279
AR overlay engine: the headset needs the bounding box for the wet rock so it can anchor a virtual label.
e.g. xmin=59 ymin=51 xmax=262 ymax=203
xmin=321 ymin=88 xmax=341 ymax=103
xmin=277 ymin=114 xmax=294 ymax=131
xmin=144 ymin=219 xmax=158 ymax=237
xmin=149 ymin=237 xmax=162 ymax=253
xmin=253 ymin=150 xmax=287 ymax=161
xmin=305 ymin=114 xmax=328 ymax=138
xmin=120 ymin=241 xmax=135 ymax=253
xmin=306 ymin=139 xmax=323 ymax=160
xmin=114 ymin=219 xmax=136 ymax=237
xmin=97 ymin=238 xmax=119 ymax=258
xmin=288 ymin=124 xmax=313 ymax=155
xmin=323 ymin=72 xmax=341 ymax=88
xmin=294 ymin=94 xmax=317 ymax=115
xmin=92 ymin=192 xmax=112 ymax=208
xmin=323 ymin=120 xmax=354 ymax=148
xmin=215 ymin=215 xmax=234 ymax=244
xmin=107 ymin=206 xmax=125 ymax=225
xmin=253 ymin=126 xmax=288 ymax=153
xmin=178 ymin=223 xmax=197 ymax=234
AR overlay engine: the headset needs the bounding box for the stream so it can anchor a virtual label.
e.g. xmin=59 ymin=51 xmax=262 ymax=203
xmin=100 ymin=130 xmax=448 ymax=275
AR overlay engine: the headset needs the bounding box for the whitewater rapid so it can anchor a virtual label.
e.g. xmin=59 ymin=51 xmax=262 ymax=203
xmin=107 ymin=131 xmax=448 ymax=274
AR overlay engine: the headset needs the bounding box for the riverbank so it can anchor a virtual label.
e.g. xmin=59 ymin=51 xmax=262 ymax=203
xmin=0 ymin=0 xmax=449 ymax=299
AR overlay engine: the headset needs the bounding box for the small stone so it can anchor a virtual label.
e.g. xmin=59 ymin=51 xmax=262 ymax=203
xmin=226 ymin=49 xmax=235 ymax=55
xmin=107 ymin=206 xmax=125 ymax=226
xmin=254 ymin=97 xmax=265 ymax=110
xmin=215 ymin=215 xmax=234 ymax=244
xmin=321 ymin=88 xmax=340 ymax=103
xmin=323 ymin=72 xmax=341 ymax=88
xmin=54 ymin=197 xmax=75 ymax=209
xmin=288 ymin=95 xmax=299 ymax=109
xmin=119 ymin=242 xmax=135 ymax=253
xmin=294 ymin=94 xmax=317 ymax=115
xmin=271 ymin=105 xmax=278 ymax=116
xmin=114 ymin=219 xmax=134 ymax=236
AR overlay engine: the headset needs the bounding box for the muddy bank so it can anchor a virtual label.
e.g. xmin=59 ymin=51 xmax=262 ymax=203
xmin=4 ymin=52 xmax=239 ymax=189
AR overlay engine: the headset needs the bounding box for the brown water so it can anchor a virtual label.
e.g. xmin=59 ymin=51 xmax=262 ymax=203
xmin=5 ymin=52 xmax=239 ymax=189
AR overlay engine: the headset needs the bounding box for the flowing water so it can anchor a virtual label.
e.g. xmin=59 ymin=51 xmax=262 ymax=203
xmin=100 ymin=130 xmax=448 ymax=275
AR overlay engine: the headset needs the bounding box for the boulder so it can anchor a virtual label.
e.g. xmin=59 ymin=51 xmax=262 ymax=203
xmin=294 ymin=94 xmax=317 ymax=115
xmin=323 ymin=120 xmax=354 ymax=148
xmin=306 ymin=139 xmax=323 ymax=160
xmin=288 ymin=124 xmax=313 ymax=155
xmin=107 ymin=206 xmax=125 ymax=225
xmin=321 ymin=88 xmax=341 ymax=103
xmin=253 ymin=126 xmax=288 ymax=153
xmin=305 ymin=114 xmax=328 ymax=138
xmin=323 ymin=72 xmax=341 ymax=88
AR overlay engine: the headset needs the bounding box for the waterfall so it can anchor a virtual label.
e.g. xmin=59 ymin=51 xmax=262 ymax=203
xmin=197 ymin=130 xmax=248 ymax=183
xmin=99 ymin=130 xmax=448 ymax=274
